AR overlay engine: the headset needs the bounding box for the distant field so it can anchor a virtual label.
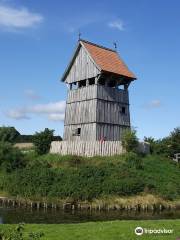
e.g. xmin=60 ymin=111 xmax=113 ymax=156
xmin=0 ymin=220 xmax=180 ymax=240
xmin=14 ymin=142 xmax=34 ymax=149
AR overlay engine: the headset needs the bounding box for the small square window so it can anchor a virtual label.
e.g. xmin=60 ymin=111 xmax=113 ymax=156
xmin=121 ymin=107 xmax=126 ymax=114
xmin=72 ymin=128 xmax=81 ymax=136
xmin=77 ymin=128 xmax=81 ymax=135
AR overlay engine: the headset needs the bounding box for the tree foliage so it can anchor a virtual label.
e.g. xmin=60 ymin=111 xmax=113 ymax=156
xmin=122 ymin=128 xmax=139 ymax=153
xmin=0 ymin=142 xmax=26 ymax=172
xmin=0 ymin=126 xmax=20 ymax=143
xmin=32 ymin=128 xmax=54 ymax=155
xmin=144 ymin=127 xmax=180 ymax=157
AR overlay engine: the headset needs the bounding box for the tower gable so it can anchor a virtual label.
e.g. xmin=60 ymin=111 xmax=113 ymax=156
xmin=62 ymin=43 xmax=100 ymax=83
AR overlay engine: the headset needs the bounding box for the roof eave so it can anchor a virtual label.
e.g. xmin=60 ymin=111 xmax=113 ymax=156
xmin=101 ymin=70 xmax=137 ymax=81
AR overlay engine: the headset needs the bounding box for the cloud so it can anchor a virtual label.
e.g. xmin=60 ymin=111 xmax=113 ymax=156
xmin=28 ymin=101 xmax=66 ymax=114
xmin=6 ymin=109 xmax=29 ymax=120
xmin=24 ymin=89 xmax=41 ymax=100
xmin=108 ymin=19 xmax=124 ymax=31
xmin=0 ymin=4 xmax=43 ymax=30
xmin=6 ymin=101 xmax=66 ymax=121
xmin=48 ymin=113 xmax=65 ymax=121
xmin=143 ymin=99 xmax=162 ymax=109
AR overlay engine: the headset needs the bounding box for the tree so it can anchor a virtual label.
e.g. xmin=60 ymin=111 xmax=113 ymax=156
xmin=0 ymin=126 xmax=20 ymax=143
xmin=0 ymin=142 xmax=26 ymax=172
xmin=144 ymin=136 xmax=156 ymax=154
xmin=33 ymin=128 xmax=54 ymax=155
xmin=143 ymin=127 xmax=180 ymax=157
xmin=169 ymin=127 xmax=180 ymax=156
xmin=122 ymin=128 xmax=139 ymax=152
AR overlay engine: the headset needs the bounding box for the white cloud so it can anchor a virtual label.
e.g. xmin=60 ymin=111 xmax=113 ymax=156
xmin=28 ymin=101 xmax=66 ymax=114
xmin=0 ymin=4 xmax=43 ymax=30
xmin=108 ymin=20 xmax=124 ymax=31
xmin=143 ymin=99 xmax=162 ymax=109
xmin=6 ymin=109 xmax=29 ymax=120
xmin=48 ymin=113 xmax=65 ymax=121
xmin=6 ymin=101 xmax=66 ymax=121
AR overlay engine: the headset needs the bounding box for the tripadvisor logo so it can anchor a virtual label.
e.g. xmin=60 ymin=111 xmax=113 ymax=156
xmin=134 ymin=226 xmax=173 ymax=236
xmin=135 ymin=227 xmax=143 ymax=236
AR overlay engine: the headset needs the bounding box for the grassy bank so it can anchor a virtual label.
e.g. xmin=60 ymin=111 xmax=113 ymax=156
xmin=0 ymin=220 xmax=180 ymax=240
xmin=0 ymin=194 xmax=179 ymax=211
xmin=0 ymin=152 xmax=179 ymax=206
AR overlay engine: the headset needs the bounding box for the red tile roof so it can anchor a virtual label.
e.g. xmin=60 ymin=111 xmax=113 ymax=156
xmin=81 ymin=40 xmax=136 ymax=79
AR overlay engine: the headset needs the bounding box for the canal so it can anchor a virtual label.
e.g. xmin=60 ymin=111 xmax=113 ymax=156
xmin=0 ymin=207 xmax=180 ymax=224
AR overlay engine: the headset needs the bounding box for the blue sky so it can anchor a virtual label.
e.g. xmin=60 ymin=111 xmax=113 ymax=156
xmin=0 ymin=0 xmax=180 ymax=140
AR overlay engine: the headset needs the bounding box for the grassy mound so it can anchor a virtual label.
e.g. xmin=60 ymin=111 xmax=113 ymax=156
xmin=0 ymin=152 xmax=179 ymax=202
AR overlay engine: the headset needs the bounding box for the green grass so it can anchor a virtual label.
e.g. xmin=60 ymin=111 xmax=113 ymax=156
xmin=0 ymin=152 xmax=179 ymax=202
xmin=0 ymin=220 xmax=180 ymax=240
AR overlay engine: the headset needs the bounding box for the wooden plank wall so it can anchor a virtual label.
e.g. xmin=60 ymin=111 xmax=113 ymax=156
xmin=96 ymin=124 xmax=129 ymax=141
xmin=96 ymin=101 xmax=130 ymax=125
xmin=67 ymin=85 xmax=128 ymax=103
xmin=67 ymin=85 xmax=97 ymax=103
xmin=64 ymin=85 xmax=130 ymax=141
xmin=97 ymin=85 xmax=129 ymax=103
xmin=50 ymin=141 xmax=124 ymax=157
xmin=65 ymin=46 xmax=100 ymax=84
xmin=64 ymin=123 xmax=97 ymax=141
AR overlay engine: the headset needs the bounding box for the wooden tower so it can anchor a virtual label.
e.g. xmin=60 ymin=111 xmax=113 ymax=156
xmin=61 ymin=40 xmax=136 ymax=141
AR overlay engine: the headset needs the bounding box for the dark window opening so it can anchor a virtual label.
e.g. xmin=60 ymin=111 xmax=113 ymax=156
xmin=72 ymin=128 xmax=81 ymax=136
xmin=98 ymin=78 xmax=106 ymax=85
xmin=78 ymin=80 xmax=86 ymax=88
xmin=121 ymin=107 xmax=126 ymax=114
xmin=77 ymin=128 xmax=81 ymax=135
xmin=89 ymin=77 xmax=95 ymax=85
xmin=108 ymin=80 xmax=116 ymax=88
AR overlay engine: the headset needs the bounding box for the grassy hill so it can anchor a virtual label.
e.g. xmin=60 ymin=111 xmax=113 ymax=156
xmin=0 ymin=152 xmax=179 ymax=208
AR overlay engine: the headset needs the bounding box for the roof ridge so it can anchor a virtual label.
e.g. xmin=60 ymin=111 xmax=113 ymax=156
xmin=80 ymin=39 xmax=116 ymax=53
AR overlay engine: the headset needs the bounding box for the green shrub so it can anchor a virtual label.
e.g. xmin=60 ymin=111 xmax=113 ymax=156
xmin=33 ymin=128 xmax=54 ymax=155
xmin=144 ymin=127 xmax=180 ymax=157
xmin=143 ymin=136 xmax=156 ymax=154
xmin=0 ymin=142 xmax=26 ymax=172
xmin=0 ymin=152 xmax=179 ymax=201
xmin=124 ymin=152 xmax=144 ymax=169
xmin=122 ymin=128 xmax=139 ymax=153
xmin=0 ymin=126 xmax=20 ymax=143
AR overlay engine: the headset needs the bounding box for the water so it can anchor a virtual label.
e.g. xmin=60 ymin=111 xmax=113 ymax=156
xmin=0 ymin=206 xmax=180 ymax=224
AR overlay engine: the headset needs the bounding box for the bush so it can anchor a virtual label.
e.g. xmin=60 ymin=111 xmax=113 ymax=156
xmin=0 ymin=126 xmax=20 ymax=143
xmin=122 ymin=128 xmax=139 ymax=152
xmin=144 ymin=127 xmax=180 ymax=157
xmin=124 ymin=152 xmax=143 ymax=169
xmin=0 ymin=152 xmax=179 ymax=201
xmin=33 ymin=128 xmax=54 ymax=155
xmin=0 ymin=142 xmax=26 ymax=172
xmin=143 ymin=136 xmax=156 ymax=154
